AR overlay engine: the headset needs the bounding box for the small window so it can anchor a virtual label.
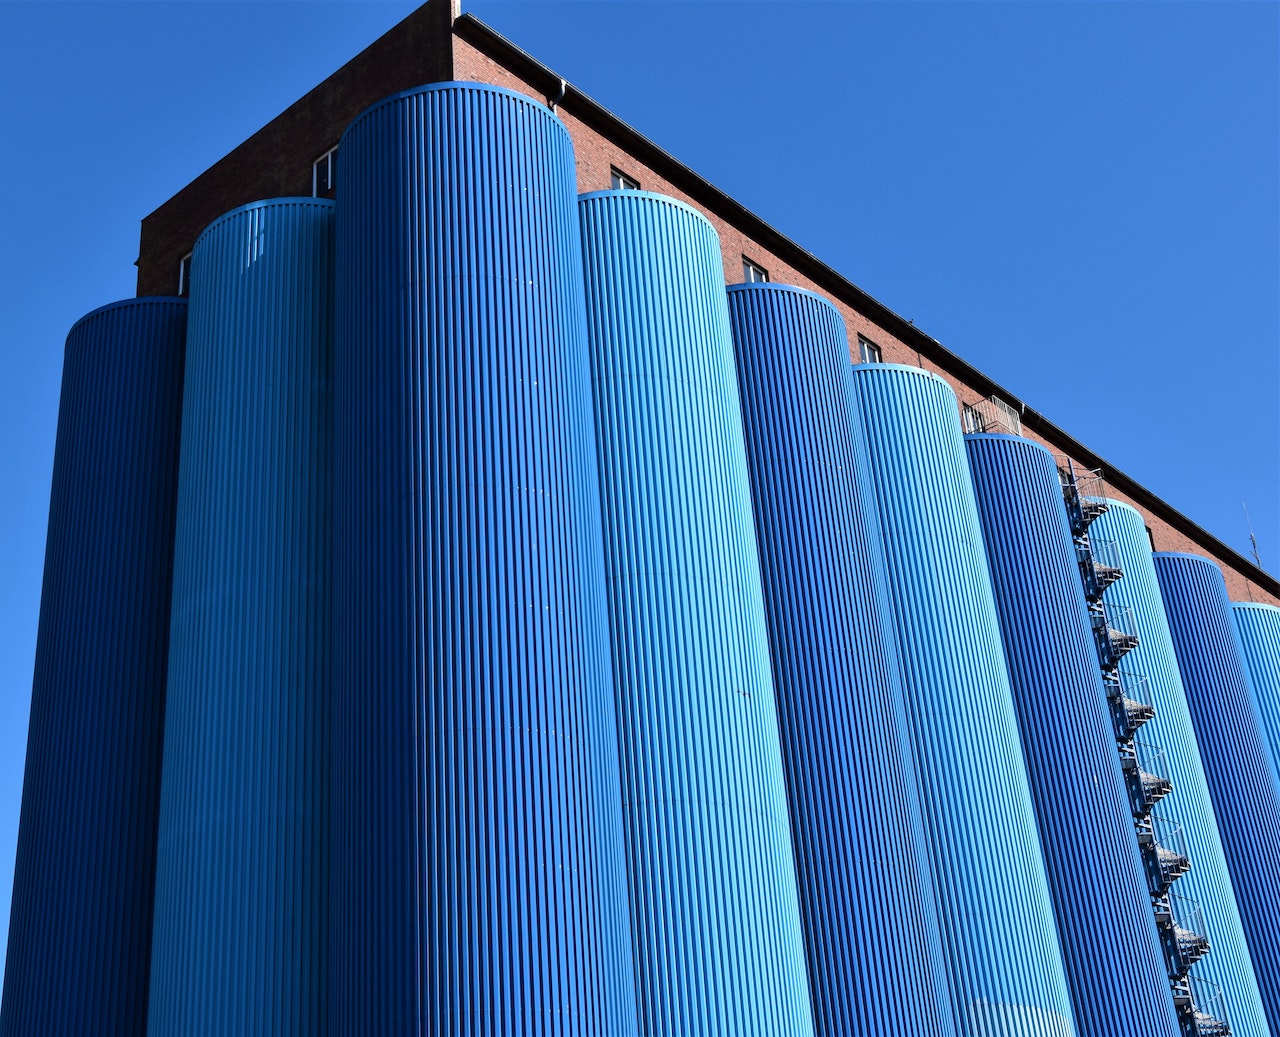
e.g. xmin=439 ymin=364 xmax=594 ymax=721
xmin=742 ymin=258 xmax=769 ymax=284
xmin=1146 ymin=526 xmax=1156 ymax=551
xmin=313 ymin=146 xmax=338 ymax=197
xmin=177 ymin=253 xmax=193 ymax=298
xmin=962 ymin=403 xmax=986 ymax=434
xmin=610 ymin=167 xmax=640 ymax=191
xmin=858 ymin=336 xmax=882 ymax=364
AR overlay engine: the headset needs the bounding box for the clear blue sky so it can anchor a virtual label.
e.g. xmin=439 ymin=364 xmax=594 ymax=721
xmin=0 ymin=0 xmax=1276 ymax=971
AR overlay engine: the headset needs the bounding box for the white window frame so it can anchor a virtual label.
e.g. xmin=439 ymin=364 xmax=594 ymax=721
xmin=178 ymin=252 xmax=193 ymax=297
xmin=742 ymin=258 xmax=769 ymax=284
xmin=610 ymin=167 xmax=640 ymax=191
xmin=312 ymin=146 xmax=339 ymax=197
xmin=858 ymin=336 xmax=882 ymax=364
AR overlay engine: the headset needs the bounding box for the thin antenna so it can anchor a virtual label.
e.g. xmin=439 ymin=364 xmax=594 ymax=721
xmin=1244 ymin=501 xmax=1262 ymax=569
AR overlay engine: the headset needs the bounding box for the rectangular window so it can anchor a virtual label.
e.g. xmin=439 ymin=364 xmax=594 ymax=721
xmin=962 ymin=403 xmax=986 ymax=434
xmin=178 ymin=253 xmax=193 ymax=297
xmin=313 ymin=147 xmax=338 ymax=197
xmin=1146 ymin=526 xmax=1156 ymax=551
xmin=610 ymin=167 xmax=640 ymax=191
xmin=858 ymin=336 xmax=882 ymax=364
xmin=742 ymin=258 xmax=769 ymax=284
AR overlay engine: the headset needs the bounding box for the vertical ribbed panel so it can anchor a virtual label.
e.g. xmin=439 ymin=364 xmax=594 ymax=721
xmin=578 ymin=192 xmax=814 ymax=1037
xmin=725 ymin=284 xmax=953 ymax=1037
xmin=1233 ymin=602 xmax=1280 ymax=786
xmin=845 ymin=365 xmax=1075 ymax=1037
xmin=1153 ymin=553 xmax=1280 ymax=1032
xmin=147 ymin=199 xmax=333 ymax=1036
xmin=0 ymin=299 xmax=187 ymax=1037
xmin=965 ymin=435 xmax=1178 ymax=1037
xmin=334 ymin=83 xmax=637 ymax=1036
xmin=1092 ymin=502 xmax=1269 ymax=1037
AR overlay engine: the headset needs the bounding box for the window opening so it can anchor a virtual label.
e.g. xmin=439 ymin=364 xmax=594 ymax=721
xmin=610 ymin=167 xmax=640 ymax=191
xmin=742 ymin=258 xmax=769 ymax=284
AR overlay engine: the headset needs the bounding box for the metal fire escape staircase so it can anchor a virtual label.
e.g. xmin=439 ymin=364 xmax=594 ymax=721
xmin=1057 ymin=460 xmax=1229 ymax=1037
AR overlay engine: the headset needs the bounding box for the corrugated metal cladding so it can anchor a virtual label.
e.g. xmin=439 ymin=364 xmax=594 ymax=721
xmin=579 ymin=192 xmax=814 ymax=1037
xmin=334 ymin=84 xmax=637 ymax=1036
xmin=965 ymin=435 xmax=1178 ymax=1037
xmin=1233 ymin=602 xmax=1280 ymax=782
xmin=0 ymin=299 xmax=187 ymax=1037
xmin=725 ymin=284 xmax=953 ymax=1037
xmin=147 ymin=200 xmax=333 ymax=1036
xmin=845 ymin=365 xmax=1075 ymax=1037
xmin=1092 ymin=502 xmax=1270 ymax=1037
xmin=1153 ymin=553 xmax=1280 ymax=1033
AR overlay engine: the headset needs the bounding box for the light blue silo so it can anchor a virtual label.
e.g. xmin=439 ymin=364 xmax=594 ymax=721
xmin=965 ymin=434 xmax=1178 ymax=1037
xmin=845 ymin=364 xmax=1075 ymax=1037
xmin=1153 ymin=553 xmax=1280 ymax=1033
xmin=579 ymin=191 xmax=815 ymax=1037
xmin=334 ymin=83 xmax=637 ymax=1036
xmin=0 ymin=299 xmax=187 ymax=1037
xmin=147 ymin=199 xmax=334 ymax=1037
xmin=1092 ymin=502 xmax=1269 ymax=1037
xmin=727 ymin=284 xmax=953 ymax=1037
xmin=1233 ymin=601 xmax=1280 ymax=783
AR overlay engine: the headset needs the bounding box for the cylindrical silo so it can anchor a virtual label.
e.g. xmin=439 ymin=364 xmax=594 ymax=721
xmin=334 ymin=84 xmax=637 ymax=1035
xmin=579 ymin=192 xmax=814 ymax=1037
xmin=0 ymin=298 xmax=187 ymax=1037
xmin=1092 ymin=502 xmax=1269 ymax=1037
xmin=146 ymin=199 xmax=333 ymax=1036
xmin=1233 ymin=601 xmax=1280 ymax=779
xmin=965 ymin=434 xmax=1178 ymax=1037
xmin=845 ymin=364 xmax=1075 ymax=1037
xmin=1152 ymin=553 xmax=1280 ymax=1033
xmin=725 ymin=284 xmax=952 ymax=1037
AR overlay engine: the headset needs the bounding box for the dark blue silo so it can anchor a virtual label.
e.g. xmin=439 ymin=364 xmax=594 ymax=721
xmin=579 ymin=192 xmax=815 ymax=1037
xmin=147 ymin=199 xmax=333 ymax=1037
xmin=333 ymin=84 xmax=637 ymax=1036
xmin=965 ymin=434 xmax=1178 ymax=1037
xmin=846 ymin=365 xmax=1076 ymax=1037
xmin=1092 ymin=503 xmax=1269 ymax=1037
xmin=0 ymin=299 xmax=187 ymax=1037
xmin=1232 ymin=602 xmax=1280 ymax=781
xmin=1153 ymin=553 xmax=1280 ymax=1033
xmin=726 ymin=284 xmax=953 ymax=1037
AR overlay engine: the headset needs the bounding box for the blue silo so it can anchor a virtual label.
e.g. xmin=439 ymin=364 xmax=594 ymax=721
xmin=0 ymin=299 xmax=187 ymax=1037
xmin=1092 ymin=502 xmax=1269 ymax=1036
xmin=579 ymin=192 xmax=815 ymax=1037
xmin=965 ymin=434 xmax=1178 ymax=1037
xmin=147 ymin=199 xmax=334 ymax=1036
xmin=845 ymin=364 xmax=1076 ymax=1037
xmin=725 ymin=283 xmax=952 ymax=1037
xmin=1153 ymin=552 xmax=1280 ymax=1033
xmin=1232 ymin=601 xmax=1280 ymax=779
xmin=333 ymin=83 xmax=637 ymax=1036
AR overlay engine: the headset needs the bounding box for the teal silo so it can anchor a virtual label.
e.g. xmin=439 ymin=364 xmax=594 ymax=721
xmin=1092 ymin=502 xmax=1269 ymax=1036
xmin=1154 ymin=552 xmax=1280 ymax=1033
xmin=965 ymin=434 xmax=1178 ymax=1037
xmin=845 ymin=364 xmax=1076 ymax=1037
xmin=726 ymin=284 xmax=953 ymax=1037
xmin=1 ymin=299 xmax=187 ymax=1037
xmin=579 ymin=191 xmax=815 ymax=1037
xmin=148 ymin=199 xmax=333 ymax=1036
xmin=1233 ymin=601 xmax=1280 ymax=782
xmin=333 ymin=84 xmax=637 ymax=1036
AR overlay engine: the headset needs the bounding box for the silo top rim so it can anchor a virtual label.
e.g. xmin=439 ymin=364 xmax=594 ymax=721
xmin=1091 ymin=496 xmax=1142 ymax=519
xmin=725 ymin=281 xmax=838 ymax=311
xmin=1233 ymin=601 xmax=1280 ymax=615
xmin=195 ymin=197 xmax=334 ymax=253
xmin=1152 ymin=551 xmax=1220 ymax=568
xmin=963 ymin=432 xmax=1053 ymax=458
xmin=342 ymin=80 xmax=564 ymax=146
xmin=578 ymin=189 xmax=712 ymax=228
xmin=68 ymin=296 xmax=187 ymax=339
xmin=847 ymin=361 xmax=953 ymax=389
